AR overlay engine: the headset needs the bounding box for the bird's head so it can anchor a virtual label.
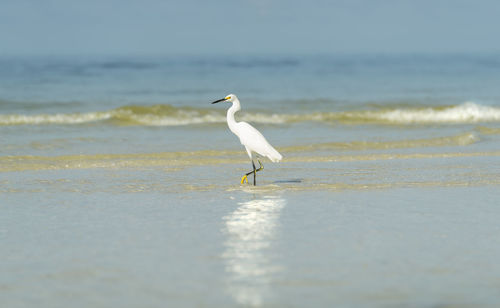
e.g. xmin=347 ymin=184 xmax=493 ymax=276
xmin=211 ymin=94 xmax=237 ymax=104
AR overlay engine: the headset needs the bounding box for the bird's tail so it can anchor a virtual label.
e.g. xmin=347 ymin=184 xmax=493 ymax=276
xmin=267 ymin=146 xmax=283 ymax=163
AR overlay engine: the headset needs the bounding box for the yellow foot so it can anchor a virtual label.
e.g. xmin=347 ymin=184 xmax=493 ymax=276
xmin=240 ymin=175 xmax=248 ymax=184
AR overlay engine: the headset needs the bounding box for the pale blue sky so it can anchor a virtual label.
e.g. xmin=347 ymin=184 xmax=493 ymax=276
xmin=1 ymin=0 xmax=499 ymax=55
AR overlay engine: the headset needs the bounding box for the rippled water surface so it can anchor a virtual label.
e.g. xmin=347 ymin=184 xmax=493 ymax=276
xmin=1 ymin=54 xmax=500 ymax=307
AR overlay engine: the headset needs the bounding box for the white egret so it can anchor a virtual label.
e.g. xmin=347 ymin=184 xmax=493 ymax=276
xmin=211 ymin=94 xmax=283 ymax=185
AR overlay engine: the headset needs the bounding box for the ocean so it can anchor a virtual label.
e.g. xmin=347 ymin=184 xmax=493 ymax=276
xmin=1 ymin=53 xmax=500 ymax=307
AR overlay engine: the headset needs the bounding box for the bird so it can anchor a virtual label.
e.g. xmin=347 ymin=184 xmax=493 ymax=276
xmin=211 ymin=94 xmax=283 ymax=186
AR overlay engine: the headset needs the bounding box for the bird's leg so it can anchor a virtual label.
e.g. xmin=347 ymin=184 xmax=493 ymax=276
xmin=256 ymin=159 xmax=264 ymax=172
xmin=251 ymin=160 xmax=265 ymax=185
xmin=240 ymin=161 xmax=252 ymax=185
xmin=240 ymin=160 xmax=264 ymax=185
xmin=240 ymin=174 xmax=248 ymax=184
xmin=252 ymin=160 xmax=256 ymax=185
xmin=241 ymin=161 xmax=256 ymax=185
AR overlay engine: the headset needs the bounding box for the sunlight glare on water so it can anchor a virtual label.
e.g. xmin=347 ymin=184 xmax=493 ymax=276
xmin=222 ymin=195 xmax=286 ymax=306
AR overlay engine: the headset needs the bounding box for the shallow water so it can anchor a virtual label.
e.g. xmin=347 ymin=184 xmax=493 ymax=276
xmin=1 ymin=54 xmax=500 ymax=307
xmin=2 ymin=181 xmax=500 ymax=307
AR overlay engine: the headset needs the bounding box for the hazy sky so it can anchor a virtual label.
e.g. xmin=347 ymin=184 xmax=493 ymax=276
xmin=1 ymin=0 xmax=499 ymax=55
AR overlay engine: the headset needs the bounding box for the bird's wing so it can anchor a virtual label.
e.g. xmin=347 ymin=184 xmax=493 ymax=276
xmin=235 ymin=122 xmax=283 ymax=162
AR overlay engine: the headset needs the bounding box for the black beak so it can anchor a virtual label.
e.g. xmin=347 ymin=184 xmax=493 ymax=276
xmin=211 ymin=98 xmax=226 ymax=104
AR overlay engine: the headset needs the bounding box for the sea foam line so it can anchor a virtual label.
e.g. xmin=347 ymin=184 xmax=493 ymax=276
xmin=1 ymin=102 xmax=500 ymax=126
xmin=374 ymin=102 xmax=500 ymax=124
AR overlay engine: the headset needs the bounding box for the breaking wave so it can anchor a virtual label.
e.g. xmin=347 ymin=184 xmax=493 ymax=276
xmin=1 ymin=102 xmax=500 ymax=126
xmin=371 ymin=102 xmax=500 ymax=124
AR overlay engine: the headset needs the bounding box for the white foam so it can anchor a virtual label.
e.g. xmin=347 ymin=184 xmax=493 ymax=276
xmin=2 ymin=102 xmax=499 ymax=126
xmin=377 ymin=102 xmax=500 ymax=124
xmin=125 ymin=113 xmax=226 ymax=126
xmin=0 ymin=112 xmax=111 ymax=125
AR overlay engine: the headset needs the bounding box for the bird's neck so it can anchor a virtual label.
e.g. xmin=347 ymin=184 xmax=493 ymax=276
xmin=226 ymin=100 xmax=241 ymax=133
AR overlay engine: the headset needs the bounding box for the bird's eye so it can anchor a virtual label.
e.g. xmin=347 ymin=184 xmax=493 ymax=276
xmin=225 ymin=96 xmax=231 ymax=100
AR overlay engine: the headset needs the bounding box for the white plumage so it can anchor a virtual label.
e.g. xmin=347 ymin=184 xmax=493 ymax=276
xmin=211 ymin=94 xmax=282 ymax=185
xmin=233 ymin=122 xmax=283 ymax=163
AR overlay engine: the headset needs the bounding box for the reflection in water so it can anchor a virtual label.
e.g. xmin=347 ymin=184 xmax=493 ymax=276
xmin=222 ymin=195 xmax=286 ymax=306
